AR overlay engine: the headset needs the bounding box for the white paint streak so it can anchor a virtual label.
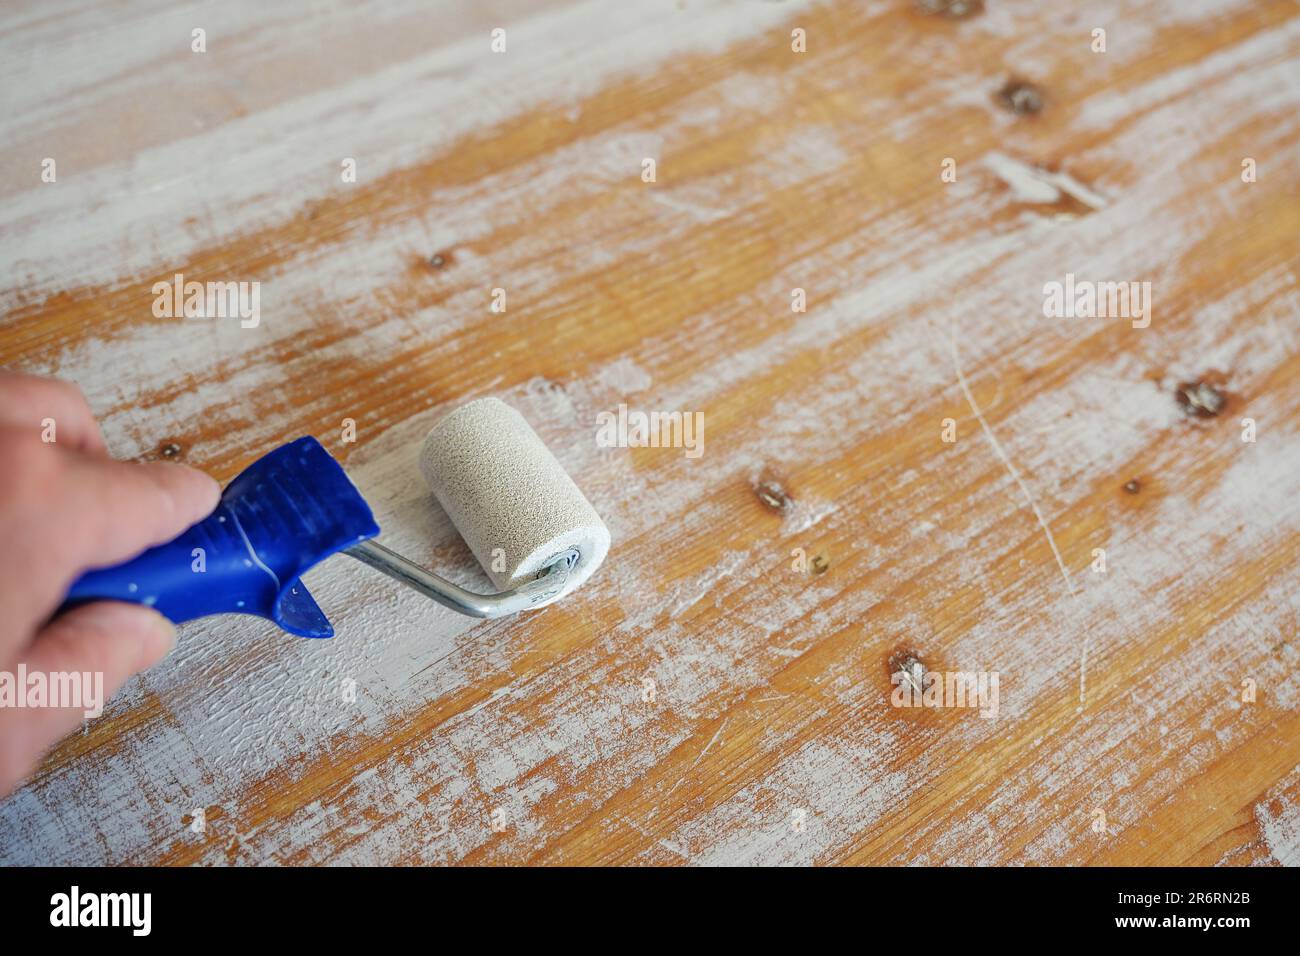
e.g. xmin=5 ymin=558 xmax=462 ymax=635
xmin=984 ymin=152 xmax=1109 ymax=211
xmin=1255 ymin=766 xmax=1300 ymax=866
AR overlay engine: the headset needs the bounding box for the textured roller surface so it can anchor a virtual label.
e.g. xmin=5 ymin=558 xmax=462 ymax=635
xmin=419 ymin=398 xmax=609 ymax=605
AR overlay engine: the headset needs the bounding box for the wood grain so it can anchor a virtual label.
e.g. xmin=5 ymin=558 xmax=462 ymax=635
xmin=1 ymin=0 xmax=1297 ymax=865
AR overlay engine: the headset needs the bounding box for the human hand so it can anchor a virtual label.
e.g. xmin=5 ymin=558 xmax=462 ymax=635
xmin=0 ymin=370 xmax=219 ymax=797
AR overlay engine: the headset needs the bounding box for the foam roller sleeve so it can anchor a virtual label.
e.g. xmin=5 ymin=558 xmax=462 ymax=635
xmin=419 ymin=398 xmax=610 ymax=607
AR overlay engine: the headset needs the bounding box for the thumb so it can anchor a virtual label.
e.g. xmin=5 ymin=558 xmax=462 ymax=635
xmin=0 ymin=602 xmax=175 ymax=797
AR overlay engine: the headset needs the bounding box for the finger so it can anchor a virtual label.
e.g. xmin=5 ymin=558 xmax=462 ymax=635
xmin=0 ymin=439 xmax=220 ymax=647
xmin=0 ymin=602 xmax=175 ymax=798
xmin=0 ymin=370 xmax=107 ymax=455
xmin=60 ymin=456 xmax=222 ymax=573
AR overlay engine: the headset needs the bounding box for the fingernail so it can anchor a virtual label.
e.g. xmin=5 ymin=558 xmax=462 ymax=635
xmin=134 ymin=613 xmax=177 ymax=671
xmin=153 ymin=616 xmax=178 ymax=657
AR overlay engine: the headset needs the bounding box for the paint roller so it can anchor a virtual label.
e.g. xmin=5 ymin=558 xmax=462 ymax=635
xmin=61 ymin=398 xmax=610 ymax=637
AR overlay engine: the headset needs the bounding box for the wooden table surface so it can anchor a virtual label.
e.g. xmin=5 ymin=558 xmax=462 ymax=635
xmin=1 ymin=0 xmax=1297 ymax=866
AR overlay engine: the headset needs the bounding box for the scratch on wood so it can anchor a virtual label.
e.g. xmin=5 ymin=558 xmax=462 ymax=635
xmin=946 ymin=319 xmax=1087 ymax=704
xmin=667 ymin=717 xmax=729 ymax=797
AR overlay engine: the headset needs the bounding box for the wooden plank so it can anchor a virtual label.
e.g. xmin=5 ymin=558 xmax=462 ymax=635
xmin=0 ymin=0 xmax=1297 ymax=865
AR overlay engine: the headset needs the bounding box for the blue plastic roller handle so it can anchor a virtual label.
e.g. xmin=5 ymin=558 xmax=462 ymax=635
xmin=62 ymin=437 xmax=380 ymax=637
